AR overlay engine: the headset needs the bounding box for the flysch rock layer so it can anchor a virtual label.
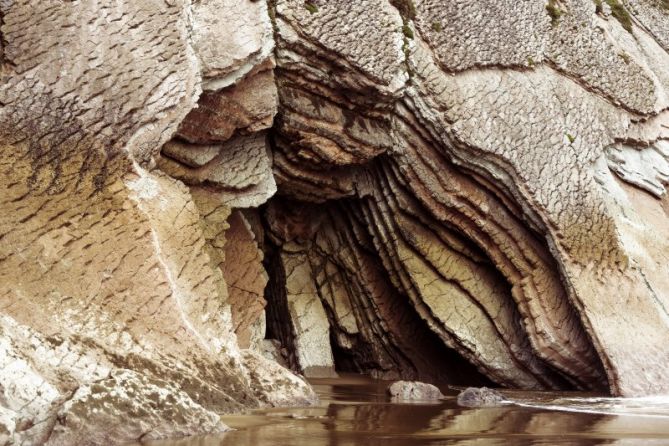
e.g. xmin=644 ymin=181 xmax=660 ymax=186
xmin=266 ymin=0 xmax=669 ymax=396
xmin=0 ymin=0 xmax=314 ymax=445
xmin=2 ymin=0 xmax=669 ymax=444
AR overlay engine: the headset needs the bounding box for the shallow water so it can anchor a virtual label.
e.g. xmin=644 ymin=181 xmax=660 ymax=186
xmin=144 ymin=374 xmax=669 ymax=445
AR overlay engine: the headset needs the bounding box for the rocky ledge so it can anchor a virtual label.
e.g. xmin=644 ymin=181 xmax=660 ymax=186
xmin=1 ymin=0 xmax=668 ymax=444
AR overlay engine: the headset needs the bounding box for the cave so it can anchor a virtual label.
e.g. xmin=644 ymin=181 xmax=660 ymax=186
xmin=2 ymin=0 xmax=669 ymax=444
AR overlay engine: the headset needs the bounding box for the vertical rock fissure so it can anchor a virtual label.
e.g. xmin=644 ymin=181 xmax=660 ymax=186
xmin=263 ymin=239 xmax=302 ymax=373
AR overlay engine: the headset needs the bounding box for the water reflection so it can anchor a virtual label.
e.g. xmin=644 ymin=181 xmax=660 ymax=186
xmin=142 ymin=375 xmax=669 ymax=446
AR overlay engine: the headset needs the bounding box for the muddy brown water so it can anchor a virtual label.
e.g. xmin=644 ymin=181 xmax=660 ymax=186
xmin=143 ymin=374 xmax=669 ymax=445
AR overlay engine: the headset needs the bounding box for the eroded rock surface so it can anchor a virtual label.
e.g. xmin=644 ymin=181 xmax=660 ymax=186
xmin=264 ymin=0 xmax=669 ymax=397
xmin=2 ymin=0 xmax=669 ymax=444
xmin=47 ymin=370 xmax=229 ymax=446
xmin=223 ymin=210 xmax=268 ymax=350
xmin=388 ymin=381 xmax=444 ymax=401
xmin=457 ymin=387 xmax=505 ymax=408
xmin=0 ymin=0 xmax=311 ymax=444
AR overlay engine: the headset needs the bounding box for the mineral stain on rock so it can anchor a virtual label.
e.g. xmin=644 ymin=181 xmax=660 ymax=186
xmin=1 ymin=0 xmax=669 ymax=444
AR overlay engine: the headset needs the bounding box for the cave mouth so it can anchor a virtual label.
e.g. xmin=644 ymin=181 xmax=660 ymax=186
xmin=327 ymin=321 xmax=495 ymax=389
xmin=263 ymin=262 xmax=495 ymax=389
xmin=260 ymin=197 xmax=501 ymax=390
xmin=252 ymin=181 xmax=612 ymax=393
xmin=150 ymin=30 xmax=608 ymax=393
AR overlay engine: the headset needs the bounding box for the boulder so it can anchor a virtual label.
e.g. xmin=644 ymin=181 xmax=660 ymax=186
xmin=457 ymin=387 xmax=505 ymax=408
xmin=388 ymin=381 xmax=445 ymax=401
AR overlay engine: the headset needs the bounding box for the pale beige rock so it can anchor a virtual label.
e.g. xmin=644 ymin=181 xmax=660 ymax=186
xmin=279 ymin=249 xmax=338 ymax=378
xmin=162 ymin=140 xmax=222 ymax=168
xmin=388 ymin=381 xmax=444 ymax=401
xmin=261 ymin=339 xmax=291 ymax=369
xmin=223 ymin=210 xmax=269 ymax=349
xmin=0 ymin=0 xmax=312 ymax=444
xmin=46 ymin=370 xmax=229 ymax=446
xmin=191 ymin=0 xmax=275 ymax=90
xmin=241 ymin=350 xmax=319 ymax=407
xmin=606 ymin=142 xmax=669 ymax=198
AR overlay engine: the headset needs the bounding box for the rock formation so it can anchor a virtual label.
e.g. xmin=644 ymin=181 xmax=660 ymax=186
xmin=0 ymin=0 xmax=314 ymax=445
xmin=264 ymin=0 xmax=669 ymax=397
xmin=457 ymin=387 xmax=506 ymax=408
xmin=388 ymin=381 xmax=445 ymax=401
xmin=1 ymin=0 xmax=669 ymax=444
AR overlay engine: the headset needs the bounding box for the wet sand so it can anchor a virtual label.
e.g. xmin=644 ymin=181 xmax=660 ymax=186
xmin=143 ymin=374 xmax=669 ymax=445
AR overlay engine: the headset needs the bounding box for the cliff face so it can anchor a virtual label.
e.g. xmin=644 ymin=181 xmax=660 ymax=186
xmin=265 ymin=0 xmax=669 ymax=395
xmin=0 ymin=1 xmax=313 ymax=445
xmin=1 ymin=0 xmax=668 ymax=444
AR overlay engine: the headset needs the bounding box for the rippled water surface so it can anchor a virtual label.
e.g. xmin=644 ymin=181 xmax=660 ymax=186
xmin=145 ymin=374 xmax=669 ymax=445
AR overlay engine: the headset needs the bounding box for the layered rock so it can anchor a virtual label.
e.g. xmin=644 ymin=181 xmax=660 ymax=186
xmin=265 ymin=0 xmax=669 ymax=396
xmin=2 ymin=0 xmax=669 ymax=444
xmin=264 ymin=198 xmax=495 ymax=384
xmin=0 ymin=0 xmax=314 ymax=444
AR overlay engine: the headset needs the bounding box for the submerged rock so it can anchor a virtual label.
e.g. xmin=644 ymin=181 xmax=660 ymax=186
xmin=388 ymin=381 xmax=445 ymax=401
xmin=457 ymin=387 xmax=505 ymax=408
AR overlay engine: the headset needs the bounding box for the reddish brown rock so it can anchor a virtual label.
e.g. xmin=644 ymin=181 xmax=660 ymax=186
xmin=223 ymin=210 xmax=268 ymax=349
xmin=177 ymin=66 xmax=278 ymax=144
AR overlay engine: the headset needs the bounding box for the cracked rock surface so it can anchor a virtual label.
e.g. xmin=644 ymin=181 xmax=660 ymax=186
xmin=0 ymin=0 xmax=312 ymax=444
xmin=265 ymin=0 xmax=669 ymax=396
xmin=1 ymin=0 xmax=669 ymax=444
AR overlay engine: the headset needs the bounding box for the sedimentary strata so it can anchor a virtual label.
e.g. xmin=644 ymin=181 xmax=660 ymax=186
xmin=1 ymin=0 xmax=669 ymax=444
xmin=265 ymin=0 xmax=669 ymax=396
xmin=0 ymin=0 xmax=313 ymax=444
